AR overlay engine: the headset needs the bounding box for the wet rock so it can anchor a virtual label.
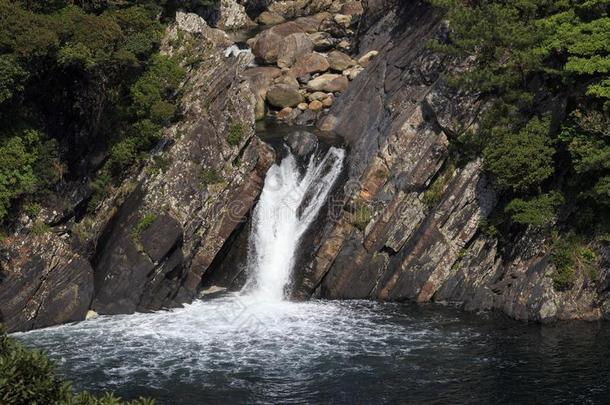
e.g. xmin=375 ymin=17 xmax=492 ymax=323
xmin=277 ymin=33 xmax=315 ymax=68
xmin=295 ymin=109 xmax=319 ymax=126
xmin=327 ymin=50 xmax=356 ymax=71
xmin=266 ymin=83 xmax=304 ymax=107
xmin=288 ymin=52 xmax=330 ymax=78
xmin=257 ymin=10 xmax=285 ymax=25
xmin=285 ymin=131 xmax=319 ymax=157
xmin=306 ymin=73 xmax=349 ymax=92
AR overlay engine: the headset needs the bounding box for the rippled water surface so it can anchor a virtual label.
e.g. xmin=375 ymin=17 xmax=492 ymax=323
xmin=15 ymin=296 xmax=610 ymax=404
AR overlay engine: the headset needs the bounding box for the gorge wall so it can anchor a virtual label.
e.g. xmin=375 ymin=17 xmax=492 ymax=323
xmin=1 ymin=0 xmax=609 ymax=333
xmin=298 ymin=0 xmax=610 ymax=322
xmin=0 ymin=12 xmax=274 ymax=331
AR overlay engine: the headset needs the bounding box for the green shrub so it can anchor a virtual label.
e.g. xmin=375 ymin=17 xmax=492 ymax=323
xmin=484 ymin=117 xmax=555 ymax=193
xmin=0 ymin=330 xmax=153 ymax=404
xmin=87 ymin=169 xmax=113 ymax=213
xmin=505 ymin=192 xmax=564 ymax=227
xmin=201 ymin=168 xmax=223 ymax=185
xmin=478 ymin=218 xmax=499 ymax=238
xmin=147 ymin=155 xmax=172 ymax=175
xmin=352 ymin=203 xmax=373 ymax=232
xmin=23 ymin=202 xmax=42 ymax=219
xmin=550 ymin=238 xmax=577 ymax=290
xmin=227 ymin=123 xmax=243 ymax=146
xmin=31 ymin=220 xmax=50 ymax=236
xmin=131 ymin=213 xmax=157 ymax=241
xmin=423 ymin=162 xmax=455 ymax=208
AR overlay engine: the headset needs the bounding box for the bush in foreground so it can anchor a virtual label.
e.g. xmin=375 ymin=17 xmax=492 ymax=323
xmin=0 ymin=330 xmax=152 ymax=405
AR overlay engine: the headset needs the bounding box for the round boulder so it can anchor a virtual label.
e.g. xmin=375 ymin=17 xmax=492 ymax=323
xmin=327 ymin=50 xmax=356 ymax=71
xmin=306 ymin=73 xmax=349 ymax=92
xmin=277 ymin=33 xmax=315 ymax=68
xmin=266 ymin=84 xmax=304 ymax=108
xmin=252 ymin=22 xmax=304 ymax=64
xmin=289 ymin=52 xmax=330 ymax=78
xmin=309 ymin=100 xmax=324 ymax=111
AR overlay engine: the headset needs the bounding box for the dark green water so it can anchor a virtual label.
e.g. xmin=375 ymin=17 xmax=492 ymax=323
xmin=15 ymin=296 xmax=610 ymax=404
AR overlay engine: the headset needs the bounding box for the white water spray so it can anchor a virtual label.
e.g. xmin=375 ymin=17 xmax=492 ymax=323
xmin=242 ymin=146 xmax=345 ymax=301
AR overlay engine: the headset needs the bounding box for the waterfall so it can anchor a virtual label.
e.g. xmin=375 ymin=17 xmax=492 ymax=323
xmin=242 ymin=146 xmax=345 ymax=301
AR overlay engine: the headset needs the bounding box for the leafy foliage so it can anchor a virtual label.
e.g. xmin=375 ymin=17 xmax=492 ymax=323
xmin=227 ymin=123 xmax=244 ymax=146
xmin=0 ymin=0 xmax=186 ymax=224
xmin=423 ymin=161 xmax=455 ymax=208
xmin=131 ymin=213 xmax=157 ymax=241
xmin=430 ymin=0 xmax=610 ymax=237
xmin=505 ymin=192 xmax=564 ymax=227
xmin=0 ymin=329 xmax=153 ymax=404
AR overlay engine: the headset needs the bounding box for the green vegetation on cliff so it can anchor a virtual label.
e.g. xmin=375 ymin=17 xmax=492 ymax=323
xmin=430 ymin=0 xmax=610 ymax=243
xmin=0 ymin=0 xmax=196 ymax=226
xmin=0 ymin=330 xmax=152 ymax=404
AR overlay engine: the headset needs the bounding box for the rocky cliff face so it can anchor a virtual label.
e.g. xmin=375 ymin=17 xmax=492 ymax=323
xmin=0 ymin=12 xmax=274 ymax=331
xmin=295 ymin=0 xmax=610 ymax=322
xmin=2 ymin=0 xmax=609 ymax=332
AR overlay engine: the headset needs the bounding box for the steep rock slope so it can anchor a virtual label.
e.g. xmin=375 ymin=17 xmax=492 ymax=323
xmin=0 ymin=13 xmax=274 ymax=331
xmin=298 ymin=0 xmax=610 ymax=321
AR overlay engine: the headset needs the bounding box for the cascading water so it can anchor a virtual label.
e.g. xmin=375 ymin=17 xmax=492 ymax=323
xmin=13 ymin=142 xmax=608 ymax=405
xmin=242 ymin=146 xmax=345 ymax=301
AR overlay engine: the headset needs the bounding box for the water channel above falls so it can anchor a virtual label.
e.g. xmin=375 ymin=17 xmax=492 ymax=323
xmin=14 ymin=128 xmax=610 ymax=404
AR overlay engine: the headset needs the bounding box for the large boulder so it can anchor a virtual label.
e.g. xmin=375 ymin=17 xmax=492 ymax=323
xmin=288 ymin=52 xmax=330 ymax=77
xmin=306 ymin=73 xmax=349 ymax=92
xmin=242 ymin=66 xmax=282 ymax=120
xmin=266 ymin=83 xmax=304 ymax=107
xmin=285 ymin=130 xmax=319 ymax=157
xmin=277 ymin=33 xmax=315 ymax=68
xmin=327 ymin=50 xmax=357 ymax=71
xmin=294 ymin=15 xmax=324 ymax=33
xmin=252 ymin=21 xmax=304 ymax=63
